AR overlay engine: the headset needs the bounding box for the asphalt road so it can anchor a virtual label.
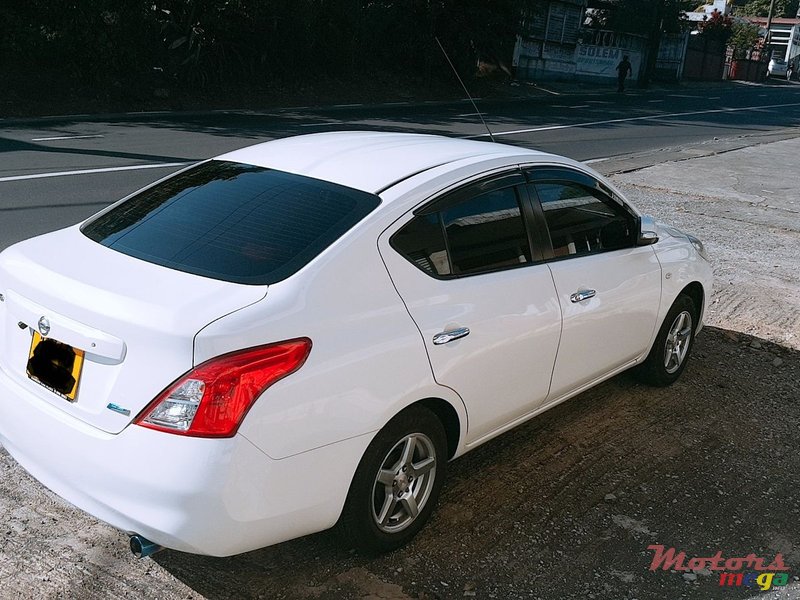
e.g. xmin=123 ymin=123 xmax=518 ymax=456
xmin=2 ymin=79 xmax=800 ymax=249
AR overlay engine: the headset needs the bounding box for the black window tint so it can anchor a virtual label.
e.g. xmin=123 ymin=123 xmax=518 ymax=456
xmin=442 ymin=187 xmax=531 ymax=275
xmin=391 ymin=213 xmax=451 ymax=276
xmin=81 ymin=161 xmax=380 ymax=285
xmin=534 ymin=182 xmax=634 ymax=258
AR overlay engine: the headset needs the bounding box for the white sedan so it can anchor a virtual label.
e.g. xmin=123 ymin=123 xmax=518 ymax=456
xmin=0 ymin=132 xmax=712 ymax=557
xmin=768 ymin=58 xmax=789 ymax=78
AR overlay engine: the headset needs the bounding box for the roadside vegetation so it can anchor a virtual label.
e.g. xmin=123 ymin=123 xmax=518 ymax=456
xmin=4 ymin=0 xmax=800 ymax=117
xmin=2 ymin=1 xmax=533 ymax=116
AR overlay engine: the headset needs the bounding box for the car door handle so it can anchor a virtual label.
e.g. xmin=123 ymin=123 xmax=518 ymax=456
xmin=433 ymin=327 xmax=470 ymax=345
xmin=570 ymin=289 xmax=596 ymax=303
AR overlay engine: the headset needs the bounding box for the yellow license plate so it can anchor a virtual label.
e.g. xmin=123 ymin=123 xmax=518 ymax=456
xmin=26 ymin=332 xmax=85 ymax=402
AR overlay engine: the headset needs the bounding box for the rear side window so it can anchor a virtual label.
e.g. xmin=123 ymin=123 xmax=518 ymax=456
xmin=82 ymin=161 xmax=381 ymax=285
xmin=390 ymin=213 xmax=451 ymax=276
xmin=391 ymin=184 xmax=532 ymax=278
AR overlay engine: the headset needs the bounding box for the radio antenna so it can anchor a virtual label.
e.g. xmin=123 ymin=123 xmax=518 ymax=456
xmin=435 ymin=36 xmax=496 ymax=143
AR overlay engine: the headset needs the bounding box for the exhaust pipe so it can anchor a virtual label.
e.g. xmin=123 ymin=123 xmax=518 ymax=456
xmin=129 ymin=534 xmax=164 ymax=559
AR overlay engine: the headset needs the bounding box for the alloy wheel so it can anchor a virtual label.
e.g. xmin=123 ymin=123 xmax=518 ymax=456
xmin=371 ymin=433 xmax=437 ymax=533
xmin=664 ymin=310 xmax=693 ymax=374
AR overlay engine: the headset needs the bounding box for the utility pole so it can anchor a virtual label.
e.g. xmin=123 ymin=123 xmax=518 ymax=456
xmin=641 ymin=0 xmax=666 ymax=88
xmin=765 ymin=0 xmax=777 ymax=55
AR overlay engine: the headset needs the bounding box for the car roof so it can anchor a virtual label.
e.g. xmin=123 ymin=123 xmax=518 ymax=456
xmin=216 ymin=131 xmax=551 ymax=194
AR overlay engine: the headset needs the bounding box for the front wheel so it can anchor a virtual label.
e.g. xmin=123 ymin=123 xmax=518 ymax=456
xmin=338 ymin=405 xmax=448 ymax=554
xmin=636 ymin=294 xmax=697 ymax=387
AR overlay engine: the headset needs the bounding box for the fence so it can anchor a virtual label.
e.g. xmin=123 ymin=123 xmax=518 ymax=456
xmin=682 ymin=35 xmax=726 ymax=81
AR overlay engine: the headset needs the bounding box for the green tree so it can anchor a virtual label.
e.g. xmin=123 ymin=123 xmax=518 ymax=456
xmin=586 ymin=0 xmax=695 ymax=35
xmin=736 ymin=0 xmax=800 ymax=17
xmin=1 ymin=0 xmax=550 ymax=106
xmin=728 ymin=18 xmax=762 ymax=57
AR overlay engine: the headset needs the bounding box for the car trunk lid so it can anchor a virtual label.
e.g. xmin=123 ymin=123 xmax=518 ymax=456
xmin=0 ymin=226 xmax=267 ymax=434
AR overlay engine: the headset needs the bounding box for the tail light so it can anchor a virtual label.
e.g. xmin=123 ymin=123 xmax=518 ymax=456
xmin=135 ymin=338 xmax=311 ymax=438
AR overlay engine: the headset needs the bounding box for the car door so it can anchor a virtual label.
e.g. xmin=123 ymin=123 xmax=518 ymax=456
xmin=525 ymin=168 xmax=662 ymax=400
xmin=378 ymin=172 xmax=562 ymax=444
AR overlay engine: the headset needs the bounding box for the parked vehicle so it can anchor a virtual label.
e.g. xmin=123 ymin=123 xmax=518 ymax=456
xmin=768 ymin=58 xmax=788 ymax=78
xmin=0 ymin=132 xmax=712 ymax=556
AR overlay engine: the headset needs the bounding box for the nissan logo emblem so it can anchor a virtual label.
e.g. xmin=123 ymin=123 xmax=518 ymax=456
xmin=38 ymin=316 xmax=51 ymax=337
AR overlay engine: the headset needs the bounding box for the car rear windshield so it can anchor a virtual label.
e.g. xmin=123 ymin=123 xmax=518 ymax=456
xmin=81 ymin=160 xmax=381 ymax=285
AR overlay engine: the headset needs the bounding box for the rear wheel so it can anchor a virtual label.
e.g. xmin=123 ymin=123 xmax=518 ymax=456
xmin=338 ymin=405 xmax=447 ymax=554
xmin=637 ymin=294 xmax=696 ymax=387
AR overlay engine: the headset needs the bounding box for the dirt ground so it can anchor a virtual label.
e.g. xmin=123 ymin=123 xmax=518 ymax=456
xmin=1 ymin=138 xmax=800 ymax=599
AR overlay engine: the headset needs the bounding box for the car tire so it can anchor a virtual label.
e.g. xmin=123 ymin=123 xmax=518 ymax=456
xmin=636 ymin=294 xmax=697 ymax=387
xmin=338 ymin=405 xmax=448 ymax=554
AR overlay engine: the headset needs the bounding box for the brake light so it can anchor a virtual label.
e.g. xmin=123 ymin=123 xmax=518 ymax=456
xmin=135 ymin=338 xmax=311 ymax=438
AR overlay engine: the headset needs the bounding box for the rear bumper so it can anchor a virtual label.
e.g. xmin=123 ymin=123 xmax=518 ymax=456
xmin=0 ymin=365 xmax=369 ymax=556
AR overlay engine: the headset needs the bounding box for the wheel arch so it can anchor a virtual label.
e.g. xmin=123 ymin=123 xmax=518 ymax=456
xmin=415 ymin=397 xmax=462 ymax=459
xmin=679 ymin=281 xmax=705 ymax=331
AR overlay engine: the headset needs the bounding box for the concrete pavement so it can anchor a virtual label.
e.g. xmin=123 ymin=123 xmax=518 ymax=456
xmin=611 ymin=134 xmax=800 ymax=349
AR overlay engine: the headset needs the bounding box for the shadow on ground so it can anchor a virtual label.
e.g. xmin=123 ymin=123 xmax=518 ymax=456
xmin=6 ymin=84 xmax=800 ymax=165
xmin=153 ymin=327 xmax=800 ymax=600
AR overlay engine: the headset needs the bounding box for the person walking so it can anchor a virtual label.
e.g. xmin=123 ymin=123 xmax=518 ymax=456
xmin=616 ymin=55 xmax=632 ymax=93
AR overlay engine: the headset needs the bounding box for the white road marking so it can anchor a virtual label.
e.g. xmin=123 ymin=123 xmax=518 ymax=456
xmin=570 ymin=105 xmax=590 ymax=109
xmin=468 ymin=101 xmax=800 ymax=139
xmin=332 ymin=103 xmax=363 ymax=108
xmin=37 ymin=113 xmax=91 ymax=119
xmin=457 ymin=112 xmax=482 ymax=117
xmin=299 ymin=121 xmax=344 ymax=127
xmin=529 ymin=85 xmax=560 ymax=96
xmin=31 ymin=134 xmax=105 ymax=142
xmin=584 ymin=157 xmax=611 ymax=164
xmin=421 ymin=98 xmax=482 ymax=104
xmin=648 ymin=99 xmax=665 ymax=103
xmin=0 ymin=162 xmax=189 ymax=183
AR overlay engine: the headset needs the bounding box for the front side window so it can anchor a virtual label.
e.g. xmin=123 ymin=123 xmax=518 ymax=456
xmin=391 ymin=185 xmax=532 ymax=278
xmin=82 ymin=161 xmax=381 ymax=285
xmin=532 ymin=182 xmax=634 ymax=258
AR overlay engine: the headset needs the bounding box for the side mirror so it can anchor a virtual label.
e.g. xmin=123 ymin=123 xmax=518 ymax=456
xmin=637 ymin=215 xmax=659 ymax=246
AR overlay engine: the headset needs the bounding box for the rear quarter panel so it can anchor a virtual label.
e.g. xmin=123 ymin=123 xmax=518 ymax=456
xmin=193 ymin=212 xmax=467 ymax=460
